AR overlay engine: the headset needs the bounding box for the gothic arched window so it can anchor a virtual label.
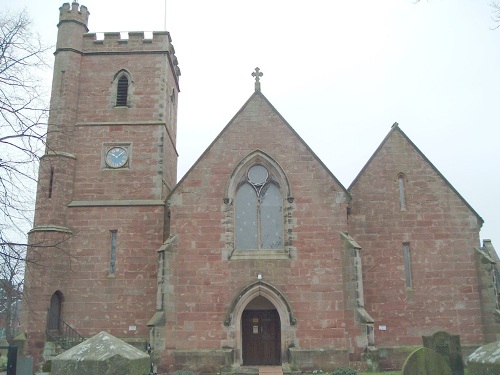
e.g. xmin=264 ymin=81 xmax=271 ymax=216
xmin=116 ymin=75 xmax=129 ymax=106
xmin=235 ymin=165 xmax=283 ymax=250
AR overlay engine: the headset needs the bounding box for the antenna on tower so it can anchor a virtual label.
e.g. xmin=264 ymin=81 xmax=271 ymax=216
xmin=164 ymin=0 xmax=167 ymax=31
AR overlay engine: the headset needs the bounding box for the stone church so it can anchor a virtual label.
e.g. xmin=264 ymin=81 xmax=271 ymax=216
xmin=21 ymin=3 xmax=499 ymax=373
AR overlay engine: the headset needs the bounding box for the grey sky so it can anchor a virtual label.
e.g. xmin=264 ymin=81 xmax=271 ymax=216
xmin=4 ymin=0 xmax=499 ymax=247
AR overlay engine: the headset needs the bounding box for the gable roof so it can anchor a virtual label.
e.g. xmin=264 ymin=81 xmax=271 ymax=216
xmin=167 ymin=90 xmax=350 ymax=200
xmin=348 ymin=122 xmax=483 ymax=224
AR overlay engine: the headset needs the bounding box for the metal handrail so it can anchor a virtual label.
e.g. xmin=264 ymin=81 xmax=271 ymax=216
xmin=46 ymin=310 xmax=85 ymax=350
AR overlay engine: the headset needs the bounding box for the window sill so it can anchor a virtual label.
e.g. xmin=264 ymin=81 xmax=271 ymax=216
xmin=230 ymin=249 xmax=289 ymax=260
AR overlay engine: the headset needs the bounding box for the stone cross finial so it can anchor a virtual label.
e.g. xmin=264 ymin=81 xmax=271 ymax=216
xmin=252 ymin=67 xmax=263 ymax=92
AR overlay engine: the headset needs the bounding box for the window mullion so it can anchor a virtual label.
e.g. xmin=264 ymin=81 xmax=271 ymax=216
xmin=257 ymin=197 xmax=262 ymax=250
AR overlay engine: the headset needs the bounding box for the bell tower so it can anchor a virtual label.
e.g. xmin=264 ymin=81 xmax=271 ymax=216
xmin=23 ymin=2 xmax=181 ymax=366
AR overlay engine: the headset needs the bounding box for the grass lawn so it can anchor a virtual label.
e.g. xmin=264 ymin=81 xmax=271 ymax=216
xmin=358 ymin=371 xmax=469 ymax=375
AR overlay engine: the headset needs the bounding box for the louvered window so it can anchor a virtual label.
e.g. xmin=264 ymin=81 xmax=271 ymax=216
xmin=116 ymin=75 xmax=128 ymax=106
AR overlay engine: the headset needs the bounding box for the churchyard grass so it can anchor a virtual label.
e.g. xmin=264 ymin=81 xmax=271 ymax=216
xmin=358 ymin=370 xmax=469 ymax=375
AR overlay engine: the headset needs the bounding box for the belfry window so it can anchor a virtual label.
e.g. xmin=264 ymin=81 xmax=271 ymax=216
xmin=235 ymin=165 xmax=283 ymax=250
xmin=116 ymin=75 xmax=129 ymax=106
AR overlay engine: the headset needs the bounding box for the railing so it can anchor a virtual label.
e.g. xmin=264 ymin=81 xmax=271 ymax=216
xmin=46 ymin=311 xmax=85 ymax=350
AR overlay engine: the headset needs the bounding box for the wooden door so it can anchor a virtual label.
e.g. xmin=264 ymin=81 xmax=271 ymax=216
xmin=242 ymin=310 xmax=281 ymax=365
xmin=48 ymin=292 xmax=62 ymax=331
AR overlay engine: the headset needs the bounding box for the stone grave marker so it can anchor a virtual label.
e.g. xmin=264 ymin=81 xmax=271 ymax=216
xmin=51 ymin=331 xmax=150 ymax=375
xmin=468 ymin=340 xmax=500 ymax=375
xmin=423 ymin=331 xmax=464 ymax=375
xmin=402 ymin=347 xmax=451 ymax=375
xmin=13 ymin=333 xmax=33 ymax=375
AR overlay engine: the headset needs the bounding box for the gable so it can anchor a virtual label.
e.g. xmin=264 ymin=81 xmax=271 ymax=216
xmin=168 ymin=91 xmax=350 ymax=200
xmin=348 ymin=123 xmax=483 ymax=224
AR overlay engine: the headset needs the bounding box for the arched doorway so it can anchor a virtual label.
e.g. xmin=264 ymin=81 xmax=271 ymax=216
xmin=224 ymin=281 xmax=296 ymax=366
xmin=48 ymin=291 xmax=63 ymax=331
xmin=242 ymin=296 xmax=281 ymax=365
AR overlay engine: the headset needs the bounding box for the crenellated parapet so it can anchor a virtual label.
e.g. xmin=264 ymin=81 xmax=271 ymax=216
xmin=59 ymin=2 xmax=90 ymax=30
xmin=82 ymin=31 xmax=181 ymax=77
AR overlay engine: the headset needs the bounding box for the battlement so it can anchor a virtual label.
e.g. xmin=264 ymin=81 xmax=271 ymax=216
xmin=59 ymin=2 xmax=90 ymax=28
xmin=82 ymin=31 xmax=181 ymax=76
xmin=83 ymin=31 xmax=170 ymax=51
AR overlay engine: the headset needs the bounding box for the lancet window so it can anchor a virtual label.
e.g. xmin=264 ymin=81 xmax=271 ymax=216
xmin=116 ymin=75 xmax=129 ymax=106
xmin=112 ymin=69 xmax=132 ymax=108
xmin=398 ymin=173 xmax=407 ymax=210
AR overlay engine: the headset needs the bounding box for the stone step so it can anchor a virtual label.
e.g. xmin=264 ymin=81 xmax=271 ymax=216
xmin=221 ymin=367 xmax=259 ymax=375
xmin=259 ymin=366 xmax=283 ymax=375
xmin=221 ymin=365 xmax=287 ymax=375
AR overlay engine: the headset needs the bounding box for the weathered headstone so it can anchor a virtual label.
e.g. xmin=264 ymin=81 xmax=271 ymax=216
xmin=423 ymin=331 xmax=464 ymax=375
xmin=468 ymin=340 xmax=500 ymax=375
xmin=51 ymin=331 xmax=150 ymax=375
xmin=402 ymin=347 xmax=451 ymax=375
xmin=13 ymin=332 xmax=33 ymax=375
xmin=12 ymin=333 xmax=27 ymax=356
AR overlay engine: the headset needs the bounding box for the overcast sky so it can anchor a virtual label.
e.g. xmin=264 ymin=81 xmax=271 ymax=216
xmin=4 ymin=0 xmax=500 ymax=248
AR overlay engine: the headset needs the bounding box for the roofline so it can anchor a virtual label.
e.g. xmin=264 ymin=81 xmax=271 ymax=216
xmin=347 ymin=122 xmax=483 ymax=224
xmin=167 ymin=90 xmax=351 ymax=201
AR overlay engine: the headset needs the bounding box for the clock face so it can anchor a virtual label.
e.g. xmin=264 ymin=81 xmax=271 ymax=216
xmin=106 ymin=146 xmax=128 ymax=168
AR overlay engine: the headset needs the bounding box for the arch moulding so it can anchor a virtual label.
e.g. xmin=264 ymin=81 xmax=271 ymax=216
xmin=224 ymin=281 xmax=297 ymax=365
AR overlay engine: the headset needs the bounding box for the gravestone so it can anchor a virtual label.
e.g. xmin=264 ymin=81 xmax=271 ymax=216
xmin=402 ymin=347 xmax=451 ymax=375
xmin=13 ymin=333 xmax=34 ymax=375
xmin=468 ymin=340 xmax=500 ymax=375
xmin=422 ymin=331 xmax=464 ymax=375
xmin=51 ymin=331 xmax=150 ymax=375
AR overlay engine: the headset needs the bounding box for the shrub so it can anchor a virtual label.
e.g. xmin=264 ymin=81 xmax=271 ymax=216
xmin=332 ymin=367 xmax=357 ymax=375
xmin=0 ymin=356 xmax=7 ymax=371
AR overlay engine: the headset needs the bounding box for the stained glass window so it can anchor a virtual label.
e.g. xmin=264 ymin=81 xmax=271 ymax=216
xmin=235 ymin=165 xmax=283 ymax=250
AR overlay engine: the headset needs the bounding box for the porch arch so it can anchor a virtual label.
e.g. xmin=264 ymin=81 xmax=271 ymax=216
xmin=224 ymin=281 xmax=297 ymax=365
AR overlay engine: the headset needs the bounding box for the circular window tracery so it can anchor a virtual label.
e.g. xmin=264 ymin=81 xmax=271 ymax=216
xmin=247 ymin=165 xmax=269 ymax=186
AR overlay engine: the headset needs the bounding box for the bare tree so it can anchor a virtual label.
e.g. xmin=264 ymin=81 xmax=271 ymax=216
xmin=414 ymin=0 xmax=500 ymax=28
xmin=0 ymin=10 xmax=50 ymax=256
xmin=0 ymin=245 xmax=23 ymax=344
xmin=492 ymin=2 xmax=500 ymax=29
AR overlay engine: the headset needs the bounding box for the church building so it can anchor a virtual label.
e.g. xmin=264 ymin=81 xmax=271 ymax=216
xmin=21 ymin=3 xmax=499 ymax=373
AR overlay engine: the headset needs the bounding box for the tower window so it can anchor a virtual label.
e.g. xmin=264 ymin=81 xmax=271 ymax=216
xmin=48 ymin=166 xmax=55 ymax=198
xmin=235 ymin=165 xmax=283 ymax=250
xmin=116 ymin=75 xmax=129 ymax=106
xmin=110 ymin=230 xmax=117 ymax=274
